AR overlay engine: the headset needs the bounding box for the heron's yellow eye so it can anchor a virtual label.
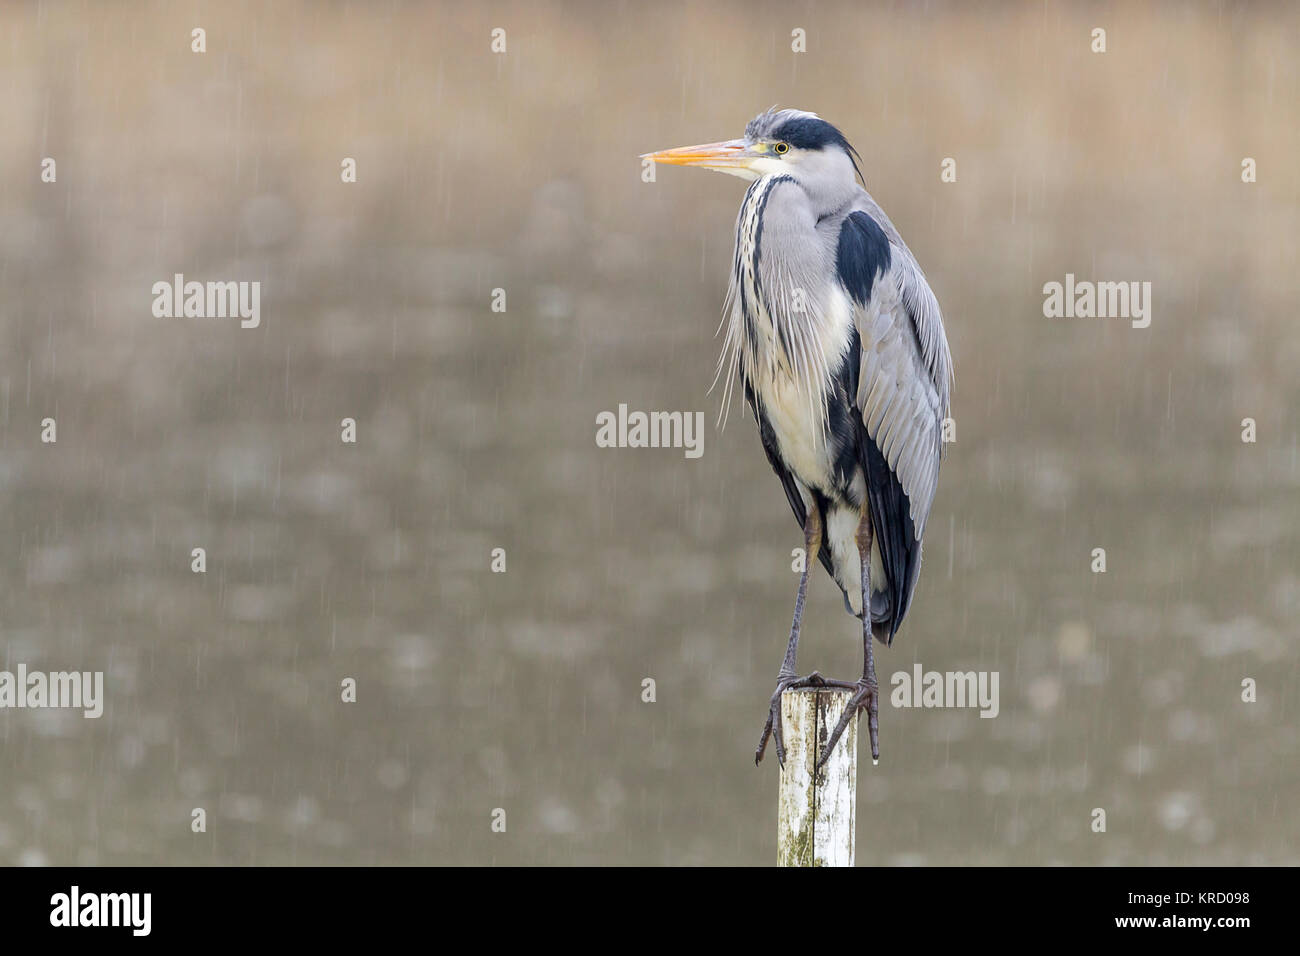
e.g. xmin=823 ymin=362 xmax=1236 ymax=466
xmin=774 ymin=142 xmax=790 ymax=154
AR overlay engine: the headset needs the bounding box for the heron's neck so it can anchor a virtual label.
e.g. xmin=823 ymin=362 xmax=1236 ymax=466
xmin=714 ymin=175 xmax=841 ymax=442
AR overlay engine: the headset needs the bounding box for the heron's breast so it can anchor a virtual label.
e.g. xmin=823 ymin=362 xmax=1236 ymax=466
xmin=759 ymin=376 xmax=833 ymax=487
xmin=749 ymin=287 xmax=860 ymax=496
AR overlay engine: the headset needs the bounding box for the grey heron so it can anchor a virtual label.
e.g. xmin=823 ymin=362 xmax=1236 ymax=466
xmin=645 ymin=108 xmax=952 ymax=768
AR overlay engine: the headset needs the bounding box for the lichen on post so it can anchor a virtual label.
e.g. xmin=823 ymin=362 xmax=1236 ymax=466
xmin=777 ymin=686 xmax=857 ymax=867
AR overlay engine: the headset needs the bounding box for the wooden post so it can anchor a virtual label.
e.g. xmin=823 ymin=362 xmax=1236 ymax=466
xmin=777 ymin=686 xmax=857 ymax=866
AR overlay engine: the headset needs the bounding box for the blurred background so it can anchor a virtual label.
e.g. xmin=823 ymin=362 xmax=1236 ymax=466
xmin=0 ymin=0 xmax=1296 ymax=865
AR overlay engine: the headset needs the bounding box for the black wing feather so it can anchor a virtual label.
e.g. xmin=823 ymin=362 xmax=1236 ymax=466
xmin=860 ymin=421 xmax=920 ymax=643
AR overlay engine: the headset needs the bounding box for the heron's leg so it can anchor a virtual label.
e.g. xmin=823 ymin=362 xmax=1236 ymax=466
xmin=817 ymin=511 xmax=881 ymax=769
xmin=755 ymin=505 xmax=822 ymax=767
xmin=778 ymin=506 xmax=820 ymax=678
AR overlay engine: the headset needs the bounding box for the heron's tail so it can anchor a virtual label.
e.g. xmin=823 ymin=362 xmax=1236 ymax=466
xmin=840 ymin=587 xmax=894 ymax=644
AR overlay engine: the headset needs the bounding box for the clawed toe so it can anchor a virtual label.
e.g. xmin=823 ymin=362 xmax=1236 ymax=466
xmin=757 ymin=671 xmax=876 ymax=769
xmin=756 ymin=672 xmax=837 ymax=766
xmin=816 ymin=679 xmax=879 ymax=770
xmin=755 ymin=673 xmax=803 ymax=767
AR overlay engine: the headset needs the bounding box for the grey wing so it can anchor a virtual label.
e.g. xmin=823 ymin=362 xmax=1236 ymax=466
xmin=837 ymin=208 xmax=952 ymax=635
xmin=857 ymin=253 xmax=950 ymax=538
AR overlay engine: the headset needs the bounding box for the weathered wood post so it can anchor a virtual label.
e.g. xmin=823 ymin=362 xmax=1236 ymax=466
xmin=777 ymin=686 xmax=857 ymax=866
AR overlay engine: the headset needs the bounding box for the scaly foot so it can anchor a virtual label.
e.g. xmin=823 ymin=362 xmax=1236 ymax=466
xmin=755 ymin=671 xmax=858 ymax=767
xmin=816 ymin=676 xmax=878 ymax=770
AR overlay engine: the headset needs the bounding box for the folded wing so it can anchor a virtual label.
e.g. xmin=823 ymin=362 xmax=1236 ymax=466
xmin=836 ymin=207 xmax=951 ymax=640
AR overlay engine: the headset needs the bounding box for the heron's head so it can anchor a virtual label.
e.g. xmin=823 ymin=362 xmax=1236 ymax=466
xmin=643 ymin=108 xmax=863 ymax=190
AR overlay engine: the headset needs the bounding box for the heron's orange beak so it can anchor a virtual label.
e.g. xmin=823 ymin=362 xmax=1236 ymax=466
xmin=642 ymin=138 xmax=753 ymax=171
